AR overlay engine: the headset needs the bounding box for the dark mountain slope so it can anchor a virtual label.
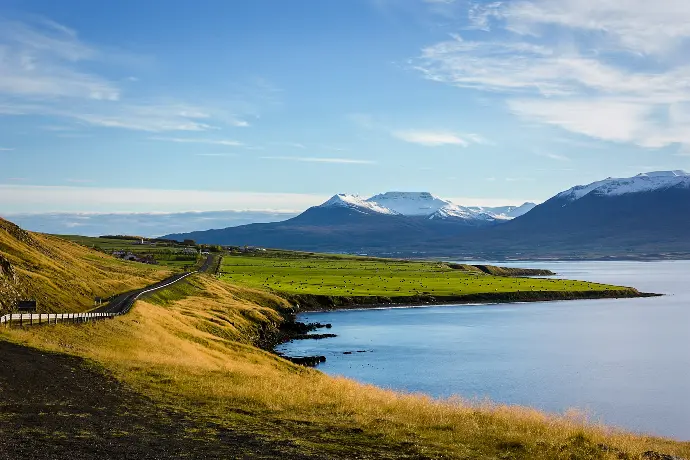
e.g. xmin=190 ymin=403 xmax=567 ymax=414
xmin=441 ymin=185 xmax=690 ymax=258
xmin=164 ymin=206 xmax=492 ymax=252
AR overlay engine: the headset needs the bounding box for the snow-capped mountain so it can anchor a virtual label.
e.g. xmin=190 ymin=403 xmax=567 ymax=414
xmin=556 ymin=170 xmax=690 ymax=202
xmin=164 ymin=171 xmax=690 ymax=257
xmin=468 ymin=203 xmax=537 ymax=220
xmin=319 ymin=191 xmax=530 ymax=222
xmin=448 ymin=170 xmax=690 ymax=257
xmin=365 ymin=192 xmax=452 ymax=216
xmin=319 ymin=194 xmax=398 ymax=215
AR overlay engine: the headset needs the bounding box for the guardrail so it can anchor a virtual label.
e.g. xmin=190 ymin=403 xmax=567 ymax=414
xmin=0 ymin=311 xmax=115 ymax=327
xmin=0 ymin=271 xmax=197 ymax=328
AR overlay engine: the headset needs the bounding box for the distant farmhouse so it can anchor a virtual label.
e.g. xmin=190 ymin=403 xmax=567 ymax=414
xmin=111 ymin=251 xmax=158 ymax=265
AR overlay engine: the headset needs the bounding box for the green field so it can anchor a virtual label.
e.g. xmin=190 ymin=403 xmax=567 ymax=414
xmin=219 ymin=252 xmax=627 ymax=298
xmin=57 ymin=235 xmax=200 ymax=270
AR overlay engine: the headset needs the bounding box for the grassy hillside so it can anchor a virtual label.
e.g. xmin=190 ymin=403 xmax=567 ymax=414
xmin=219 ymin=253 xmax=638 ymax=304
xmin=0 ymin=218 xmax=171 ymax=314
xmin=2 ymin=274 xmax=688 ymax=459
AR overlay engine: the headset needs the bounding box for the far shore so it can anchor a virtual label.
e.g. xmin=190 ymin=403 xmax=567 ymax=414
xmin=290 ymin=288 xmax=659 ymax=314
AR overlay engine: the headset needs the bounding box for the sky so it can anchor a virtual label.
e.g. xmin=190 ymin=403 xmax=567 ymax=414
xmin=1 ymin=0 xmax=690 ymax=234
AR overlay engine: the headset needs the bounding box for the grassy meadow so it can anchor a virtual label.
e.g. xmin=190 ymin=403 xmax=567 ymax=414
xmin=58 ymin=234 xmax=202 ymax=270
xmin=219 ymin=252 xmax=630 ymax=299
xmin=3 ymin=273 xmax=688 ymax=459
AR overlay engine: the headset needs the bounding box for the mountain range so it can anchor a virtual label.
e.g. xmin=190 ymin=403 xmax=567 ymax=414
xmin=164 ymin=171 xmax=690 ymax=259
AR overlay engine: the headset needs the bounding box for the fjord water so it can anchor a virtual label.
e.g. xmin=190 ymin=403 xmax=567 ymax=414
xmin=277 ymin=261 xmax=690 ymax=440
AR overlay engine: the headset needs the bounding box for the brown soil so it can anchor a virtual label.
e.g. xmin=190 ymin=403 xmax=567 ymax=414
xmin=0 ymin=340 xmax=324 ymax=460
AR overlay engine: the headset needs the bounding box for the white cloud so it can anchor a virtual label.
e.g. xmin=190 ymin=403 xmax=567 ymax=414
xmin=414 ymin=1 xmax=690 ymax=149
xmin=151 ymin=136 xmax=243 ymax=146
xmin=497 ymin=0 xmax=690 ymax=56
xmin=0 ymin=18 xmax=119 ymax=100
xmin=0 ymin=17 xmax=253 ymax=132
xmin=0 ymin=147 xmax=14 ymax=151
xmin=536 ymin=151 xmax=571 ymax=162
xmin=272 ymin=142 xmax=306 ymax=149
xmin=261 ymin=156 xmax=375 ymax=164
xmin=0 ymin=184 xmax=330 ymax=213
xmin=509 ymin=99 xmax=661 ymax=145
xmin=392 ymin=129 xmax=484 ymax=147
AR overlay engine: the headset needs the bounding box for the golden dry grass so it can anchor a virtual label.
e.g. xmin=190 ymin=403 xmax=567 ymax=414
xmin=0 ymin=218 xmax=170 ymax=313
xmin=3 ymin=274 xmax=689 ymax=459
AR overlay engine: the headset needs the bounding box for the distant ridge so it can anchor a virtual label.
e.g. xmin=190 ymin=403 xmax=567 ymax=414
xmin=443 ymin=170 xmax=690 ymax=258
xmin=163 ymin=171 xmax=690 ymax=258
xmin=163 ymin=192 xmax=533 ymax=251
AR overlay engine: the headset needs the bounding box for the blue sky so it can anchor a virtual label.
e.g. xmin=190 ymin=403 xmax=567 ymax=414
xmin=1 ymin=0 xmax=689 ymax=228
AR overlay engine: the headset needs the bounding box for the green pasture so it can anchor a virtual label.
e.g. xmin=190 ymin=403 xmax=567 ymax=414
xmin=58 ymin=235 xmax=199 ymax=270
xmin=219 ymin=254 xmax=624 ymax=297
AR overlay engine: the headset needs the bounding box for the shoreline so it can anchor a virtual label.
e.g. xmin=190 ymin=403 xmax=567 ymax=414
xmin=268 ymin=288 xmax=660 ymax=363
xmin=289 ymin=288 xmax=659 ymax=314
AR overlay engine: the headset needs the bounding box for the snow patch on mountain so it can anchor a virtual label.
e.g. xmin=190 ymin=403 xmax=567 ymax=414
xmin=319 ymin=194 xmax=399 ymax=215
xmin=468 ymin=203 xmax=536 ymax=220
xmin=557 ymin=171 xmax=690 ymax=202
xmin=319 ymin=192 xmax=535 ymax=222
xmin=429 ymin=204 xmax=497 ymax=221
xmin=366 ymin=192 xmax=451 ymax=216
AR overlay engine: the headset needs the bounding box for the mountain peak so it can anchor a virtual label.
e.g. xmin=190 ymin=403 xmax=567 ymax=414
xmin=366 ymin=191 xmax=451 ymax=216
xmin=319 ymin=194 xmax=398 ymax=215
xmin=557 ymin=170 xmax=690 ymax=202
xmin=636 ymin=170 xmax=689 ymax=178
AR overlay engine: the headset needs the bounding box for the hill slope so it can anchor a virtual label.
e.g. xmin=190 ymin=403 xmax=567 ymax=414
xmin=2 ymin=274 xmax=688 ymax=459
xmin=0 ymin=217 xmax=170 ymax=313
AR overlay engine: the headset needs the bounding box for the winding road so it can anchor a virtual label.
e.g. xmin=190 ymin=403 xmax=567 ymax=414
xmin=93 ymin=254 xmax=218 ymax=315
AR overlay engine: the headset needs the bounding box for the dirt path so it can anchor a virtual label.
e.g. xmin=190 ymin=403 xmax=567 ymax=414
xmin=0 ymin=340 xmax=324 ymax=460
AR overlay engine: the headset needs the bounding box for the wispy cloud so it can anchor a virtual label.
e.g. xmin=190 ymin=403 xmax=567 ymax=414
xmin=0 ymin=147 xmax=14 ymax=151
xmin=392 ymin=129 xmax=484 ymax=147
xmin=272 ymin=142 xmax=306 ymax=149
xmin=151 ymin=136 xmax=244 ymax=146
xmin=194 ymin=153 xmax=237 ymax=157
xmin=536 ymin=151 xmax=571 ymax=162
xmin=0 ymin=17 xmax=253 ymax=132
xmin=261 ymin=156 xmax=375 ymax=164
xmin=413 ymin=1 xmax=690 ymax=149
xmin=0 ymin=18 xmax=119 ymax=100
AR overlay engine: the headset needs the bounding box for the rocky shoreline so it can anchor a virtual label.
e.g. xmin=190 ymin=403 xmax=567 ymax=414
xmin=264 ymin=287 xmax=659 ymax=366
xmin=288 ymin=288 xmax=658 ymax=313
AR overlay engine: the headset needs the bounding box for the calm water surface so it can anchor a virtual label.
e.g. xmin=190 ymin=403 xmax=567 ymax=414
xmin=277 ymin=261 xmax=690 ymax=440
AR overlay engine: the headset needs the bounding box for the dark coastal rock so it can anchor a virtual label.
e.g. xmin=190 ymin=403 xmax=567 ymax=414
xmin=292 ymin=333 xmax=337 ymax=340
xmin=286 ymin=355 xmax=326 ymax=367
